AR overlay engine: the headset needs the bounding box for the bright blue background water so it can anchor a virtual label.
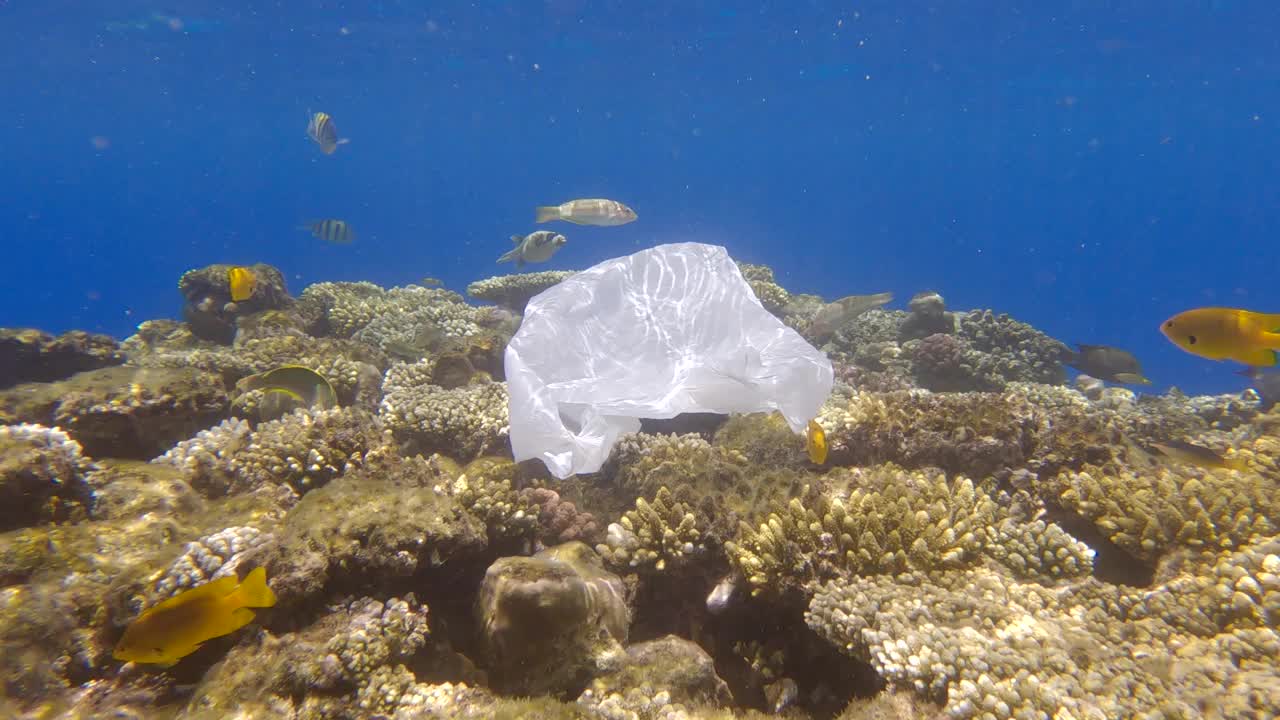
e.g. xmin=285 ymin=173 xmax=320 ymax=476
xmin=3 ymin=1 xmax=1278 ymax=396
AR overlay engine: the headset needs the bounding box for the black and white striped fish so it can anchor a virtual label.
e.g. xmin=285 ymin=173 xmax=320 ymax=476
xmin=306 ymin=111 xmax=349 ymax=154
xmin=299 ymin=219 xmax=356 ymax=244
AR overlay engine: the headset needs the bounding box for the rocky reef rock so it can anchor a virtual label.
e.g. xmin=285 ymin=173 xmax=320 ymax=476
xmin=0 ymin=423 xmax=96 ymax=531
xmin=179 ymin=262 xmax=292 ymax=343
xmin=0 ymin=328 xmax=125 ymax=389
xmin=579 ymin=635 xmax=733 ymax=715
xmin=477 ymin=541 xmax=630 ymax=696
xmin=0 ymin=366 xmax=228 ymax=460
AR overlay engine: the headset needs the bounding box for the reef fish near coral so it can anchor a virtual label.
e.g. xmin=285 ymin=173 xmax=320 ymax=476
xmin=806 ymin=419 xmax=827 ymax=465
xmin=306 ymin=110 xmax=349 ymax=154
xmin=498 ymin=230 xmax=567 ymax=268
xmin=237 ymin=364 xmax=339 ymax=411
xmin=1238 ymin=366 xmax=1280 ymax=412
xmin=1160 ymin=307 xmax=1280 ymax=366
xmin=535 ymin=198 xmax=637 ymax=226
xmin=808 ymin=292 xmax=894 ymax=341
xmin=227 ymin=266 xmax=257 ymax=302
xmin=114 ymin=567 xmax=276 ymax=666
xmin=1062 ymin=343 xmax=1151 ymax=385
xmin=1148 ymin=439 xmax=1246 ymax=472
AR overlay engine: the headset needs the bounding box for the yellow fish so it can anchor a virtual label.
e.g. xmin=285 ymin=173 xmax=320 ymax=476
xmin=1161 ymin=307 xmax=1280 ymax=366
xmin=306 ymin=111 xmax=349 ymax=154
xmin=806 ymin=419 xmax=827 ymax=465
xmin=114 ymin=567 xmax=276 ymax=667
xmin=238 ymin=365 xmax=339 ymax=411
xmin=227 ymin=266 xmax=257 ymax=302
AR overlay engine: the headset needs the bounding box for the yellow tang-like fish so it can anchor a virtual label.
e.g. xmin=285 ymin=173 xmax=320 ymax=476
xmin=227 ymin=266 xmax=258 ymax=302
xmin=113 ymin=567 xmax=276 ymax=667
xmin=1160 ymin=307 xmax=1280 ymax=367
xmin=806 ymin=419 xmax=828 ymax=465
xmin=306 ymin=111 xmax=350 ymax=154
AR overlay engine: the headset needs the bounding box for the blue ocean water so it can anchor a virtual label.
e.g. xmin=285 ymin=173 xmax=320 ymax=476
xmin=2 ymin=1 xmax=1278 ymax=396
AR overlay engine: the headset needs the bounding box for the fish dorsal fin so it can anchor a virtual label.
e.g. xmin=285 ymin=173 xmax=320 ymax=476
xmin=148 ymin=575 xmax=240 ymax=612
xmin=1076 ymin=343 xmax=1099 ymax=352
xmin=511 ymin=235 xmax=523 ymax=244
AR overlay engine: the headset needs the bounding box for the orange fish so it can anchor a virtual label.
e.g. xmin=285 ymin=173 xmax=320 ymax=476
xmin=227 ymin=266 xmax=257 ymax=302
xmin=1160 ymin=307 xmax=1280 ymax=367
xmin=114 ymin=567 xmax=276 ymax=667
xmin=806 ymin=419 xmax=828 ymax=465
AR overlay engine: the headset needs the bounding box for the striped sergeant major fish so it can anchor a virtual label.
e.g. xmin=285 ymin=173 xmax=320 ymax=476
xmin=306 ymin=111 xmax=350 ymax=154
xmin=299 ymin=219 xmax=356 ymax=244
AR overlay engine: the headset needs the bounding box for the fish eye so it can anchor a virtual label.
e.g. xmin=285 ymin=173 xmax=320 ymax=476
xmin=1187 ymin=335 xmax=1197 ymax=345
xmin=1165 ymin=321 xmax=1174 ymax=328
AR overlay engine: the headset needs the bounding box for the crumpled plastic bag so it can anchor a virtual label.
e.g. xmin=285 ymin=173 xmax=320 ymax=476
xmin=505 ymin=242 xmax=834 ymax=479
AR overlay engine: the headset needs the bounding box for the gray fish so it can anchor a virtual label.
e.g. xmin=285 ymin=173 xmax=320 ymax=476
xmin=1062 ymin=343 xmax=1150 ymax=385
xmin=808 ymin=292 xmax=894 ymax=340
xmin=535 ymin=199 xmax=637 ymax=226
xmin=300 ymin=218 xmax=355 ymax=244
xmin=1238 ymin=367 xmax=1280 ymax=411
xmin=1148 ymin=440 xmax=1246 ymax=471
xmin=498 ymin=231 xmax=567 ymax=268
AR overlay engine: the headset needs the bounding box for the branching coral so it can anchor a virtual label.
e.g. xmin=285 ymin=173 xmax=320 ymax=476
xmin=380 ymin=377 xmax=509 ymax=460
xmin=226 ymin=407 xmax=389 ymax=496
xmin=806 ymin=536 xmax=1280 ymax=719
xmin=598 ymin=486 xmax=706 ymax=572
xmin=1047 ymin=462 xmax=1278 ymax=562
xmin=725 ymin=466 xmax=1005 ymax=598
xmin=0 ymin=423 xmax=96 ymax=530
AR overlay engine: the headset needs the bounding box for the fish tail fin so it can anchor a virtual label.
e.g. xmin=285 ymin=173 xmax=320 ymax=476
xmin=497 ymin=248 xmax=519 ymax=264
xmin=235 ymin=567 xmax=277 ymax=609
xmin=1237 ymin=366 xmax=1260 ymax=381
xmin=535 ymin=206 xmax=560 ymax=223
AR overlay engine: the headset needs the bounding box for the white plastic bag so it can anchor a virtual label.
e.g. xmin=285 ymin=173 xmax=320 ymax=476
xmin=505 ymin=242 xmax=834 ymax=479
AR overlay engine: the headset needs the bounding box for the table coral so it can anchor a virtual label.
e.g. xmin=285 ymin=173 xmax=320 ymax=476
xmin=466 ymin=270 xmax=575 ymax=312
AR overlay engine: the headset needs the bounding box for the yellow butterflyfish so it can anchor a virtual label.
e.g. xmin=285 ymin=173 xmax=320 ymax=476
xmin=806 ymin=419 xmax=828 ymax=465
xmin=227 ymin=266 xmax=258 ymax=302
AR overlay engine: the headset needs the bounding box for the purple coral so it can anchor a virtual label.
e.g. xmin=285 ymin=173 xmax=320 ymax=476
xmin=912 ymin=333 xmax=977 ymax=392
xmin=521 ymin=487 xmax=602 ymax=545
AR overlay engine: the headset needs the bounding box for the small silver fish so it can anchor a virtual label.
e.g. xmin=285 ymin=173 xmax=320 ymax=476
xmin=535 ymin=199 xmax=637 ymax=226
xmin=808 ymin=292 xmax=894 ymax=340
xmin=498 ymin=231 xmax=567 ymax=268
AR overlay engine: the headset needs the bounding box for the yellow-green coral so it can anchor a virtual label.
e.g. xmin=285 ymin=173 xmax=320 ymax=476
xmin=726 ymin=466 xmax=1001 ymax=597
xmin=1048 ymin=462 xmax=1278 ymax=561
xmin=447 ymin=456 xmax=538 ymax=542
xmin=597 ymin=486 xmax=705 ymax=571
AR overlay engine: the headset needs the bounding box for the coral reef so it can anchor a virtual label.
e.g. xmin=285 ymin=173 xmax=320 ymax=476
xmin=179 ymin=262 xmax=292 ymax=343
xmin=466 ymin=269 xmax=575 ymax=312
xmin=0 ymin=366 xmax=229 ymax=459
xmin=477 ymin=542 xmax=630 ymax=695
xmin=8 ymin=258 xmax=1280 ymax=720
xmin=380 ymin=368 xmax=509 ymax=460
xmin=0 ymin=327 xmax=124 ymax=389
xmin=0 ymin=423 xmax=96 ymax=531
